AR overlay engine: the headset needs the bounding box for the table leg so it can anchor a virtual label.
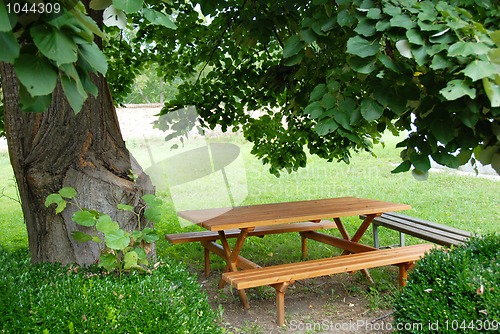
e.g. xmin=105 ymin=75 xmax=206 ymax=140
xmin=217 ymin=229 xmax=251 ymax=309
xmin=334 ymin=217 xmax=374 ymax=283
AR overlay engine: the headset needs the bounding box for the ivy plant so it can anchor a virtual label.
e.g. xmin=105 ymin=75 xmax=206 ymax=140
xmin=45 ymin=187 xmax=161 ymax=274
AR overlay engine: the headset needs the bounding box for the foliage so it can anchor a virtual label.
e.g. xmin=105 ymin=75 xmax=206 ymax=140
xmin=3 ymin=0 xmax=499 ymax=175
xmin=393 ymin=234 xmax=500 ymax=333
xmin=0 ymin=0 xmax=176 ymax=113
xmin=45 ymin=187 xmax=162 ymax=274
xmin=135 ymin=0 xmax=499 ymax=176
xmin=0 ymin=248 xmax=221 ymax=333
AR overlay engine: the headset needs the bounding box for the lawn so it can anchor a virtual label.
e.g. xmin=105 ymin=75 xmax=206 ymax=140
xmin=1 ymin=132 xmax=499 ymax=264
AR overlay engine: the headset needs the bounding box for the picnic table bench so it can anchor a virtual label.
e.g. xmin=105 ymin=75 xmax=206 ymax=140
xmin=222 ymin=243 xmax=435 ymax=326
xmin=365 ymin=212 xmax=472 ymax=248
xmin=167 ymin=197 xmax=435 ymax=326
xmin=166 ymin=220 xmax=337 ymax=276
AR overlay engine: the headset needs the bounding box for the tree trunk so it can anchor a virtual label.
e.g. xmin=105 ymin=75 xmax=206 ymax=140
xmin=0 ymin=63 xmax=154 ymax=265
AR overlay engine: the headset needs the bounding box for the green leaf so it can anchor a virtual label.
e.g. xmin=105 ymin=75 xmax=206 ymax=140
xmin=105 ymin=229 xmax=131 ymax=250
xmin=31 ymin=25 xmax=78 ymax=67
xmin=71 ymin=231 xmax=93 ymax=243
xmin=123 ymin=251 xmax=138 ymax=269
xmin=315 ymin=118 xmax=338 ymax=135
xmin=366 ymin=8 xmax=381 ymax=20
xmin=131 ymin=230 xmax=143 ymax=242
xmin=439 ymin=80 xmax=476 ymax=100
xmin=283 ymin=52 xmax=304 ymax=66
xmin=448 ymin=42 xmax=490 ymax=57
xmin=354 ymin=18 xmax=376 ymax=37
xmin=348 ymin=55 xmax=376 ymax=74
xmin=431 ymin=119 xmax=454 ymax=144
xmin=144 ymin=207 xmax=162 ymax=224
xmin=14 ymin=55 xmax=57 ymax=97
xmin=45 ymin=193 xmax=67 ymax=214
xmin=99 ymin=253 xmax=118 ymax=271
xmin=391 ymin=160 xmax=411 ymax=173
xmin=142 ymin=8 xmax=177 ymax=29
xmin=72 ymin=210 xmax=97 ymax=227
xmin=142 ymin=228 xmax=159 ymax=243
xmin=117 ymin=203 xmax=135 ymax=212
xmin=61 ymin=75 xmax=87 ymax=113
xmin=90 ymin=0 xmax=112 ymax=10
xmin=390 ymin=14 xmax=416 ymax=29
xmin=0 ymin=2 xmax=13 ymax=32
xmin=78 ymin=42 xmax=108 ymax=75
xmin=45 ymin=193 xmax=63 ymax=208
xmin=410 ymin=153 xmax=431 ymax=172
xmin=346 ymin=36 xmax=380 ymax=58
xmin=18 ymin=85 xmax=52 ymax=113
xmin=361 ymin=98 xmax=384 ymax=122
xmin=430 ymin=54 xmax=453 ymax=70
xmin=304 ymin=101 xmax=324 ymax=119
xmin=92 ymin=236 xmax=102 ymax=243
xmin=133 ymin=247 xmax=147 ymax=259
xmin=300 ymin=29 xmax=316 ymax=43
xmin=406 ymin=29 xmax=424 ymax=46
xmin=462 ymin=60 xmax=498 ymax=82
xmin=337 ymin=9 xmax=355 ymax=27
xmin=142 ymin=194 xmax=162 ymax=208
xmin=283 ymin=35 xmax=304 ymax=58
xmin=483 ymin=77 xmax=500 ymax=107
xmin=113 ymin=0 xmax=143 ymax=14
xmin=58 ymin=187 xmax=77 ymax=199
xmin=310 ymin=84 xmax=327 ymax=102
xmin=96 ymin=215 xmax=120 ymax=234
xmin=0 ymin=32 xmax=20 ymax=63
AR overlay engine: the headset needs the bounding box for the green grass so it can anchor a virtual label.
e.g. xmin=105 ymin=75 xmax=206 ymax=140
xmin=1 ymin=132 xmax=499 ymax=267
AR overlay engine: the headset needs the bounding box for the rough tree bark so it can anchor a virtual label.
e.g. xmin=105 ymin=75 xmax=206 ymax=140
xmin=1 ymin=63 xmax=154 ymax=265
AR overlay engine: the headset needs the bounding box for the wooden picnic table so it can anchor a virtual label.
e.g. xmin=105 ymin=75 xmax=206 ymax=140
xmin=177 ymin=197 xmax=412 ymax=310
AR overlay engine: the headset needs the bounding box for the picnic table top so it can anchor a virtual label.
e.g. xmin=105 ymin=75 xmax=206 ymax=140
xmin=177 ymin=197 xmax=411 ymax=231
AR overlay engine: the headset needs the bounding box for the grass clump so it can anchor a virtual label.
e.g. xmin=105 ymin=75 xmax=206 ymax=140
xmin=393 ymin=234 xmax=500 ymax=333
xmin=0 ymin=248 xmax=221 ymax=333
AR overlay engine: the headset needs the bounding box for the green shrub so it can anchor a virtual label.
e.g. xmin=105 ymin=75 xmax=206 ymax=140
xmin=393 ymin=234 xmax=500 ymax=333
xmin=0 ymin=248 xmax=221 ymax=333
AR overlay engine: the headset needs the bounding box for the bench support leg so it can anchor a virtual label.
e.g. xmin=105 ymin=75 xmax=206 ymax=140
xmin=373 ymin=224 xmax=380 ymax=248
xmin=204 ymin=247 xmax=210 ymax=277
xmin=300 ymin=232 xmax=308 ymax=258
xmin=398 ymin=262 xmax=414 ymax=287
xmin=272 ymin=282 xmax=291 ymax=326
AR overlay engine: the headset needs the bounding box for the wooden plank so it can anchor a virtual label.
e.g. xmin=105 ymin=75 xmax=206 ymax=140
xmin=301 ymin=231 xmax=377 ymax=253
xmin=223 ymin=244 xmax=435 ymax=289
xmin=165 ymin=220 xmax=338 ymax=244
xmin=178 ymin=197 xmax=411 ymax=231
xmin=201 ymin=241 xmax=261 ymax=270
xmin=372 ymin=216 xmax=470 ymax=246
xmin=383 ymin=212 xmax=472 ymax=237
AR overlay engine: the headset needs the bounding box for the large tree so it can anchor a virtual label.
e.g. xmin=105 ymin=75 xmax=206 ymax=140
xmin=0 ymin=0 xmax=499 ymax=264
xmin=0 ymin=0 xmax=175 ymax=264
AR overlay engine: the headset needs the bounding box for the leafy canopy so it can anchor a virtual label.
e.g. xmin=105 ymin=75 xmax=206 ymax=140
xmin=2 ymin=0 xmax=499 ymax=176
xmin=144 ymin=0 xmax=500 ymax=176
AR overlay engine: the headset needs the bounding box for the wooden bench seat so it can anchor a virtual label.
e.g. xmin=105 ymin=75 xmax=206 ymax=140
xmin=165 ymin=220 xmax=337 ymax=244
xmin=166 ymin=220 xmax=337 ymax=276
xmin=364 ymin=212 xmax=472 ymax=248
xmin=222 ymin=243 xmax=435 ymax=326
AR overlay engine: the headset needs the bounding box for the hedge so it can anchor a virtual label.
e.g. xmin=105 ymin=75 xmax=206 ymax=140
xmin=393 ymin=234 xmax=499 ymax=333
xmin=0 ymin=248 xmax=221 ymax=333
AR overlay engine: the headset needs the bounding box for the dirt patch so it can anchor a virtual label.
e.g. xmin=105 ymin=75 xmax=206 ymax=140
xmin=192 ymin=267 xmax=397 ymax=333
